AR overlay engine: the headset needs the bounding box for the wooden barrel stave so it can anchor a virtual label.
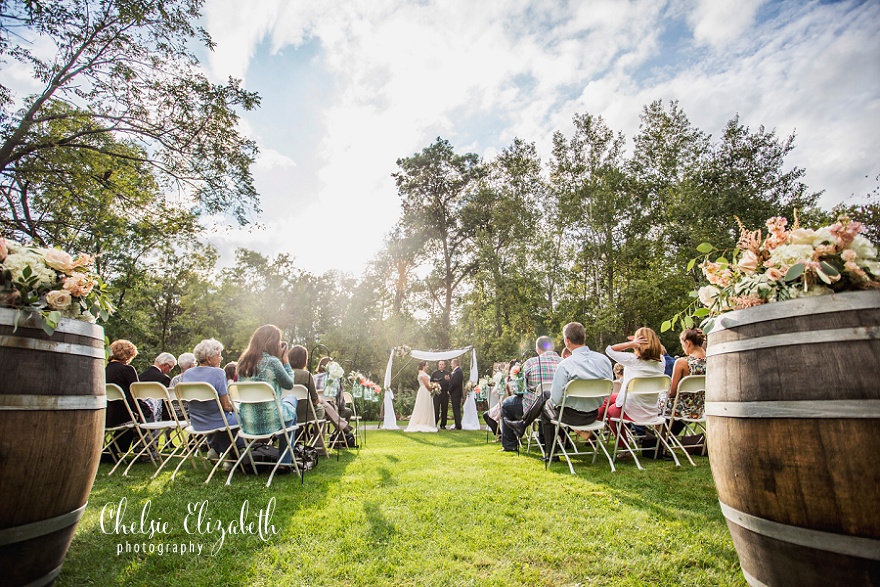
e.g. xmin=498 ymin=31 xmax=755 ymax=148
xmin=706 ymin=291 xmax=880 ymax=587
xmin=0 ymin=309 xmax=105 ymax=587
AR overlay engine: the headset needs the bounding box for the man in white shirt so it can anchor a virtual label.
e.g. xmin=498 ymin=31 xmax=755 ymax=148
xmin=539 ymin=322 xmax=613 ymax=462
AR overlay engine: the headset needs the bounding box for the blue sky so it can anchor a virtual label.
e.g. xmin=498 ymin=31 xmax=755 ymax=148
xmin=200 ymin=0 xmax=880 ymax=276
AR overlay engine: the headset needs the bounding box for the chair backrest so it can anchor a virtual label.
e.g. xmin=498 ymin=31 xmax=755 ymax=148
xmin=288 ymin=384 xmax=309 ymax=401
xmin=538 ymin=381 xmax=553 ymax=395
xmin=130 ymin=381 xmax=170 ymax=401
xmin=227 ymin=381 xmax=276 ymax=404
xmin=175 ymin=381 xmax=221 ymax=403
xmin=342 ymin=391 xmax=358 ymax=416
xmin=612 ymin=380 xmax=622 ymax=394
xmin=561 ymin=378 xmax=614 ymax=413
xmin=677 ymin=374 xmax=705 ymax=394
xmin=624 ymin=375 xmax=671 ymax=396
xmin=106 ymin=383 xmax=126 ymax=402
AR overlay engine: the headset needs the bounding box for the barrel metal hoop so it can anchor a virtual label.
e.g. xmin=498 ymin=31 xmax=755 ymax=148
xmin=719 ymin=501 xmax=880 ymax=561
xmin=0 ymin=307 xmax=104 ymax=338
xmin=0 ymin=394 xmax=106 ymax=411
xmin=711 ymin=291 xmax=880 ymax=333
xmin=706 ymin=400 xmax=880 ymax=419
xmin=740 ymin=567 xmax=771 ymax=587
xmin=0 ymin=503 xmax=87 ymax=547
xmin=0 ymin=334 xmax=105 ymax=359
xmin=19 ymin=563 xmax=64 ymax=587
xmin=707 ymin=326 xmax=880 ymax=357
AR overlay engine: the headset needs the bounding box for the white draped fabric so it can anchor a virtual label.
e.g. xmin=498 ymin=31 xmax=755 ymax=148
xmin=383 ymin=346 xmax=479 ymax=390
xmin=381 ymin=389 xmax=399 ymax=430
xmin=460 ymin=391 xmax=480 ymax=430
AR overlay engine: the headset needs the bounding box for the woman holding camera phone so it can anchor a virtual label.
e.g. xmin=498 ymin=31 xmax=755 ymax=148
xmin=236 ymin=324 xmax=298 ymax=464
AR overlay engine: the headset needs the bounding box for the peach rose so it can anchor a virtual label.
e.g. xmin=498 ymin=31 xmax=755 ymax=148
xmin=62 ymin=272 xmax=96 ymax=297
xmin=765 ymin=267 xmax=784 ymax=281
xmin=841 ymin=249 xmax=857 ymax=262
xmin=43 ymin=248 xmax=75 ymax=273
xmin=46 ymin=289 xmax=72 ymax=310
xmin=737 ymin=250 xmax=759 ymax=274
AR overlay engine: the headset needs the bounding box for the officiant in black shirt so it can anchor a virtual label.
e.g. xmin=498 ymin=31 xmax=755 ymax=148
xmin=431 ymin=360 xmax=451 ymax=429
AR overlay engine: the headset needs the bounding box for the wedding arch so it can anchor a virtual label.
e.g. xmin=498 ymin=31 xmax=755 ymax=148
xmin=383 ymin=346 xmax=478 ymax=389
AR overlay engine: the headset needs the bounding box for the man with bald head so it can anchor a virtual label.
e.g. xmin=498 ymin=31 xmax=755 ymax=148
xmin=500 ymin=335 xmax=562 ymax=452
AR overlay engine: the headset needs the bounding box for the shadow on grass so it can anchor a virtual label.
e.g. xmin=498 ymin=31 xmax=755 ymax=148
xmin=57 ymin=449 xmax=362 ymax=587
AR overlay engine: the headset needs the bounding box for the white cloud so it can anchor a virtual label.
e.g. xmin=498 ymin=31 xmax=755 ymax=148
xmin=199 ymin=0 xmax=880 ymax=275
xmin=689 ymin=0 xmax=767 ymax=49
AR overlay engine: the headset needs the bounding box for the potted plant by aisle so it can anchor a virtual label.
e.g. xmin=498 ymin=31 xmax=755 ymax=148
xmin=0 ymin=237 xmax=114 ymax=587
xmin=667 ymin=215 xmax=880 ymax=587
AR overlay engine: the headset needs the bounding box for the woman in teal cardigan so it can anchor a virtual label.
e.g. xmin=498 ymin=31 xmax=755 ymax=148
xmin=236 ymin=324 xmax=298 ymax=464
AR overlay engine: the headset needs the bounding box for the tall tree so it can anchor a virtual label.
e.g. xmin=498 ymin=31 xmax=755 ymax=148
xmin=393 ymin=137 xmax=486 ymax=348
xmin=0 ymin=0 xmax=260 ymax=247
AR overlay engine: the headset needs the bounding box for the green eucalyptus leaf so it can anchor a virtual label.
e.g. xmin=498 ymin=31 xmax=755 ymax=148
xmin=693 ymin=307 xmax=710 ymax=318
xmin=716 ymin=256 xmax=729 ymax=265
xmin=661 ymin=320 xmax=672 ymax=333
xmin=683 ymin=315 xmax=694 ymax=328
xmin=688 ymin=290 xmax=699 ymax=298
xmin=696 ymin=243 xmax=714 ymax=254
xmin=686 ymin=258 xmax=696 ymax=271
xmin=784 ymin=263 xmax=805 ymax=282
xmin=820 ymin=261 xmax=839 ymax=277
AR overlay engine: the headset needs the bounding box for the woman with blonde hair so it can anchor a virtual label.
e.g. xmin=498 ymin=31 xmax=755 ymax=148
xmin=600 ymin=327 xmax=667 ymax=446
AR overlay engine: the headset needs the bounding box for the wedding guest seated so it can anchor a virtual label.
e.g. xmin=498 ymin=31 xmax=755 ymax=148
xmin=236 ymin=325 xmax=298 ymax=464
xmin=181 ymin=338 xmax=241 ymax=458
xmin=140 ymin=352 xmax=178 ymax=447
xmin=104 ymin=339 xmax=143 ymax=459
xmin=169 ymin=352 xmax=196 ymax=389
xmin=600 ymin=327 xmax=667 ymax=449
xmin=662 ymin=327 xmax=707 ymax=434
xmin=224 ymin=361 xmax=238 ymax=385
xmin=168 ymin=352 xmax=195 ymax=422
xmin=288 ymin=344 xmax=330 ymax=456
xmin=502 ymin=336 xmax=562 ymax=451
xmin=482 ymin=364 xmax=508 ymax=436
xmin=539 ymin=322 xmax=613 ymax=462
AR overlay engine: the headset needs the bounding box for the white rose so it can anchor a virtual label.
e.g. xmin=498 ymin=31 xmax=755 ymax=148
xmin=789 ymin=228 xmax=817 ymax=245
xmin=849 ymin=236 xmax=878 ymax=261
xmin=46 ymin=289 xmax=72 ymax=310
xmin=698 ymin=285 xmax=721 ymax=308
xmin=42 ymin=248 xmax=75 ymax=273
xmin=766 ymin=244 xmax=815 ymax=270
xmin=811 ymin=227 xmax=835 ymax=247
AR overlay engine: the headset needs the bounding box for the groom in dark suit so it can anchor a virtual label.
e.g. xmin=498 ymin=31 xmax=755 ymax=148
xmin=448 ymin=358 xmax=464 ymax=430
xmin=431 ymin=360 xmax=450 ymax=429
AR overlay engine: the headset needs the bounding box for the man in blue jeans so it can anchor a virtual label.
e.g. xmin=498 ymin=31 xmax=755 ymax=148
xmin=501 ymin=336 xmax=562 ymax=452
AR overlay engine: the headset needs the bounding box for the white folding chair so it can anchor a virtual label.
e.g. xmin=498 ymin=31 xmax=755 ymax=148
xmin=525 ymin=381 xmax=553 ymax=456
xmin=171 ymin=382 xmax=242 ymax=483
xmin=290 ymin=384 xmax=328 ymax=452
xmin=547 ymin=379 xmax=616 ymax=474
xmin=611 ymin=375 xmax=678 ymax=470
xmin=663 ymin=374 xmax=707 ymax=466
xmin=227 ymin=381 xmax=301 ymax=487
xmin=104 ymin=384 xmax=151 ymax=476
xmin=124 ymin=382 xmax=187 ymax=476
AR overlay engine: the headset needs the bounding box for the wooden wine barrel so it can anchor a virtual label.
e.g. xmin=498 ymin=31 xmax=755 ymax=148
xmin=705 ymin=290 xmax=880 ymax=587
xmin=0 ymin=308 xmax=106 ymax=587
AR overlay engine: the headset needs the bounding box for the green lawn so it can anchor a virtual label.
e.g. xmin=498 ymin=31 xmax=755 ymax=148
xmin=58 ymin=429 xmax=747 ymax=587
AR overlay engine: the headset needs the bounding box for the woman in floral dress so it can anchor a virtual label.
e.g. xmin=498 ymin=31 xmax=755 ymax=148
xmin=663 ymin=327 xmax=707 ymax=434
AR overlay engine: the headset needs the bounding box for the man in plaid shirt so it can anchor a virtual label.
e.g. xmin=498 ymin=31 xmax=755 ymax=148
xmin=500 ymin=336 xmax=562 ymax=451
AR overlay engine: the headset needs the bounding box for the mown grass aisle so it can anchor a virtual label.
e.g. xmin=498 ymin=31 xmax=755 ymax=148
xmin=59 ymin=430 xmax=746 ymax=586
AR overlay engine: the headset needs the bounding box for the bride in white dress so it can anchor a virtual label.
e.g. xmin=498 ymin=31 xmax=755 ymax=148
xmin=405 ymin=361 xmax=437 ymax=433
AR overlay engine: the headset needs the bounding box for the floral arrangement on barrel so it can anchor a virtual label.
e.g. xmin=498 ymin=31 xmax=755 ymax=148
xmin=664 ymin=215 xmax=880 ymax=333
xmin=0 ymin=238 xmax=115 ymax=334
xmin=393 ymin=344 xmax=411 ymax=358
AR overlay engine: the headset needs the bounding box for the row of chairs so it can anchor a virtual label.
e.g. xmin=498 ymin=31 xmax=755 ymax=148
xmin=103 ymin=381 xmax=361 ymax=487
xmin=523 ymin=375 xmax=706 ymax=473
